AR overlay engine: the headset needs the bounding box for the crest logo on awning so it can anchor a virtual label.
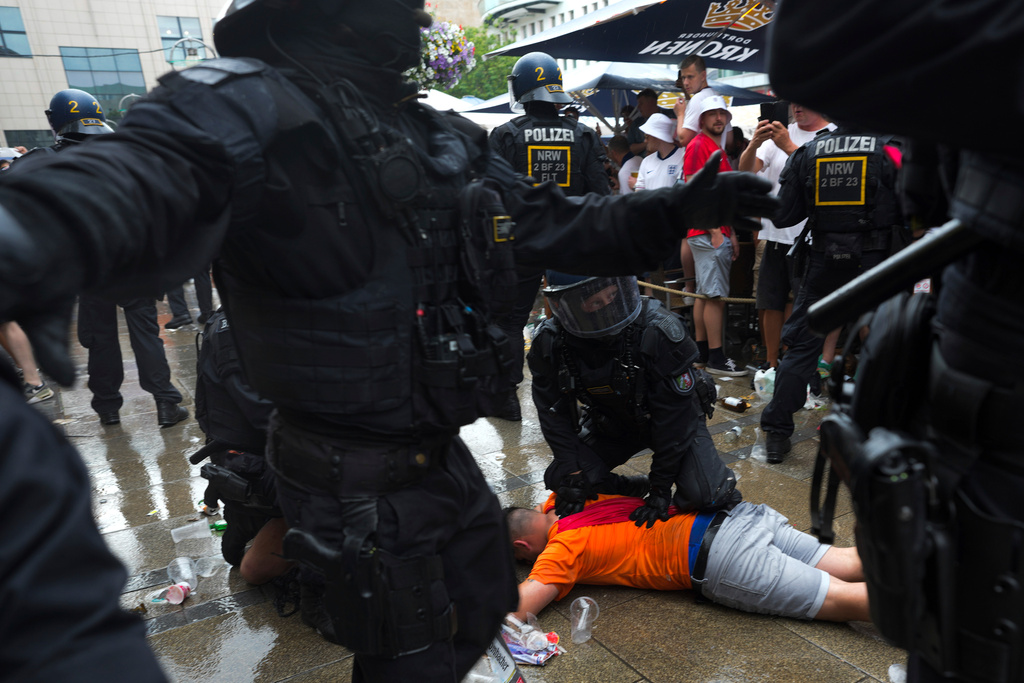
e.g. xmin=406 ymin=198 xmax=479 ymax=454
xmin=702 ymin=1 xmax=774 ymax=32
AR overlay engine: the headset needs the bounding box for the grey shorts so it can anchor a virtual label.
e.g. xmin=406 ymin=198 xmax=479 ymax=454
xmin=699 ymin=502 xmax=830 ymax=619
xmin=687 ymin=233 xmax=732 ymax=298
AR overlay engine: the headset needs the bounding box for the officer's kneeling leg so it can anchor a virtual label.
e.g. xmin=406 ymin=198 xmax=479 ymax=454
xmin=672 ymin=423 xmax=740 ymax=512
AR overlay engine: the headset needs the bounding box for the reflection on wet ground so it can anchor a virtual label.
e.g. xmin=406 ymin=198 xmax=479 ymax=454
xmin=29 ymin=293 xmax=905 ymax=682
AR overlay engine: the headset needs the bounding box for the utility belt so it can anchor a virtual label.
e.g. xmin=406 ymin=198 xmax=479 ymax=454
xmin=267 ymin=417 xmax=449 ymax=497
xmin=689 ymin=509 xmax=728 ymax=592
xmin=809 ymin=227 xmax=892 ymax=257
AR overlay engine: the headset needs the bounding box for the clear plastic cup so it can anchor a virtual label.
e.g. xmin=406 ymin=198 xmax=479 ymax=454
xmin=167 ymin=557 xmax=198 ymax=589
xmin=170 ymin=519 xmax=212 ymax=543
xmin=570 ymin=596 xmax=599 ymax=644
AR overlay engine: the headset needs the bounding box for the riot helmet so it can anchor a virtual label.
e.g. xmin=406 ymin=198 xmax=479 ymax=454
xmin=507 ymin=52 xmax=573 ymax=114
xmin=215 ymin=0 xmax=430 ymax=70
xmin=543 ymin=275 xmax=642 ymax=338
xmin=45 ymin=89 xmax=114 ymax=142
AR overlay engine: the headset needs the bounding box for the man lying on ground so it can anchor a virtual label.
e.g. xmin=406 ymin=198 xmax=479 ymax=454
xmin=506 ymin=493 xmax=867 ymax=623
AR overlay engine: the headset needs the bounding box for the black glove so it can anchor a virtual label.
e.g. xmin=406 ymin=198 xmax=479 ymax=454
xmin=554 ymin=472 xmax=598 ymax=517
xmin=629 ymin=490 xmax=671 ymax=529
xmin=677 ymin=151 xmax=777 ymax=234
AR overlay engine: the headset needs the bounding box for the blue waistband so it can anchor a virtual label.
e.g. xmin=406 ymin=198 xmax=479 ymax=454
xmin=688 ymin=510 xmax=718 ymax=576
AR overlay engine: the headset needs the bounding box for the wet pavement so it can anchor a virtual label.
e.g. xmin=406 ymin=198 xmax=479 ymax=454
xmin=26 ymin=291 xmax=906 ymax=683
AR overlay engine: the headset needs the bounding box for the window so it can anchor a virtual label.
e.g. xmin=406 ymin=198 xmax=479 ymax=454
xmin=550 ymin=17 xmax=555 ymax=29
xmin=4 ymin=130 xmax=51 ymax=149
xmin=0 ymin=6 xmax=29 ymax=57
xmin=559 ymin=13 xmax=565 ymax=24
xmin=568 ymin=10 xmax=574 ymax=20
xmin=60 ymin=47 xmax=146 ymax=124
xmin=157 ymin=16 xmax=205 ymax=63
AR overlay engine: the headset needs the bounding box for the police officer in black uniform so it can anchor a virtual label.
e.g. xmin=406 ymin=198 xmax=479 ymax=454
xmin=768 ymin=2 xmax=1024 ymax=682
xmin=0 ymin=1 xmax=776 ymax=679
xmin=530 ymin=274 xmax=741 ymax=524
xmin=16 ymin=89 xmax=189 ymax=428
xmin=488 ymin=52 xmax=610 ymax=421
xmin=759 ymin=123 xmax=902 ymax=463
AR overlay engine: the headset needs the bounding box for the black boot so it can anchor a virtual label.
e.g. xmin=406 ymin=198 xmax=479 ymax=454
xmin=495 ymin=391 xmax=522 ymax=422
xmin=766 ymin=432 xmax=791 ymax=464
xmin=300 ymin=582 xmax=342 ymax=644
xmin=98 ymin=410 xmax=120 ymax=425
xmin=164 ymin=313 xmax=193 ymax=330
xmin=157 ymin=401 xmax=189 ymax=427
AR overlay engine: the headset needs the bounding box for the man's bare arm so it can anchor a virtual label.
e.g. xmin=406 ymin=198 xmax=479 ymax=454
xmin=511 ymin=579 xmax=561 ymax=622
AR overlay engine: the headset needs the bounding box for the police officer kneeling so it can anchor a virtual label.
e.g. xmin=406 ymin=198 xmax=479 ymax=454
xmin=760 ymin=125 xmax=903 ymax=463
xmin=529 ymin=274 xmax=741 ymax=523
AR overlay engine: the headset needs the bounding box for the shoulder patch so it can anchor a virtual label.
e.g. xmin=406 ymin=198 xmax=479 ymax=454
xmin=161 ymin=57 xmax=266 ymax=87
xmin=671 ymin=368 xmax=695 ymax=395
xmin=644 ymin=302 xmax=685 ymax=343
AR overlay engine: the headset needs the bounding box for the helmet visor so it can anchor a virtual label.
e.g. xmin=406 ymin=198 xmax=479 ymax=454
xmin=544 ymin=276 xmax=642 ymax=338
xmin=508 ymin=77 xmax=524 ymax=114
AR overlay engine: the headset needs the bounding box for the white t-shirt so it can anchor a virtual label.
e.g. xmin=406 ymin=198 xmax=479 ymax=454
xmin=682 ymin=87 xmax=732 ymax=150
xmin=756 ymin=121 xmax=837 ymax=243
xmin=635 ymin=146 xmax=685 ymax=191
xmin=617 ymin=154 xmax=643 ymax=195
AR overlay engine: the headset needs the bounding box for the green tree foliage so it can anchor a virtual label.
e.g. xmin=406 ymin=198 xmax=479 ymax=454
xmin=447 ymin=26 xmax=518 ymax=100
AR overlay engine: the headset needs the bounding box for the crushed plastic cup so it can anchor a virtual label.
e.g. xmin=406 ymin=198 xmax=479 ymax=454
xmin=570 ymin=596 xmax=599 ymax=644
xmin=165 ymin=582 xmax=192 ymax=604
xmin=171 ymin=519 xmax=212 ymax=543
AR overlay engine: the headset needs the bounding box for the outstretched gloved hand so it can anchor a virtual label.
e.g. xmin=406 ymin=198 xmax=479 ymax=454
xmin=555 ymin=472 xmax=599 ymax=517
xmin=629 ymin=489 xmax=671 ymax=529
xmin=676 ymin=151 xmax=777 ymax=234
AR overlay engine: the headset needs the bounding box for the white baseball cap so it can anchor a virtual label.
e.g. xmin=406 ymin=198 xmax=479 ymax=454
xmin=639 ymin=113 xmax=675 ymax=143
xmin=698 ymin=95 xmax=732 ymax=123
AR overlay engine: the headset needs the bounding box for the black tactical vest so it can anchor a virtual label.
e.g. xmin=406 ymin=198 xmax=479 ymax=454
xmin=161 ymin=59 xmax=517 ymax=436
xmin=802 ymin=128 xmax=901 ymax=233
xmin=501 ymin=115 xmax=595 ymax=196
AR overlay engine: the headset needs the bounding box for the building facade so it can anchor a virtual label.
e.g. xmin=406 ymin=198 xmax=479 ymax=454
xmin=0 ymin=0 xmax=226 ymax=149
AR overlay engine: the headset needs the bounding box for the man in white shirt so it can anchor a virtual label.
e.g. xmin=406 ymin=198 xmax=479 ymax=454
xmin=674 ymin=55 xmax=733 ymax=150
xmin=739 ymin=103 xmax=835 ymax=370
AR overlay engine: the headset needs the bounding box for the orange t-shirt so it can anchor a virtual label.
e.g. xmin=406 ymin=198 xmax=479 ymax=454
xmin=530 ymin=493 xmax=699 ymax=600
